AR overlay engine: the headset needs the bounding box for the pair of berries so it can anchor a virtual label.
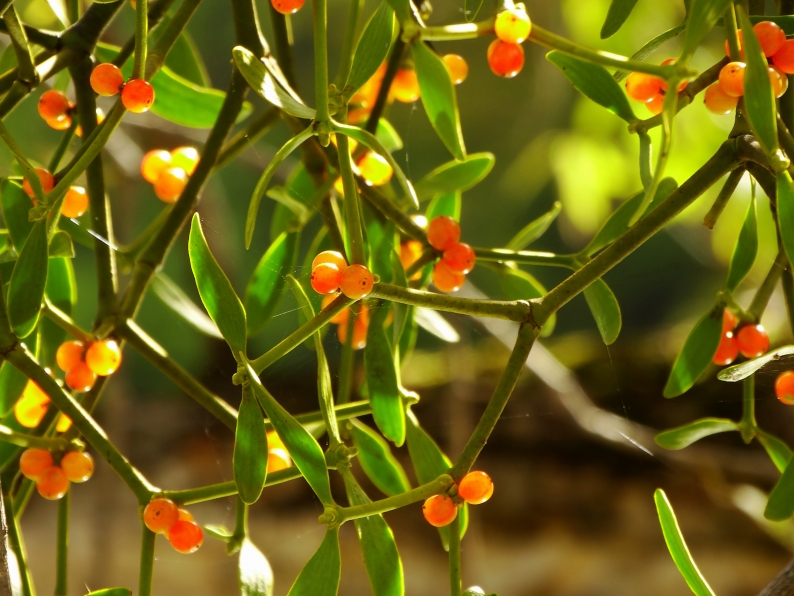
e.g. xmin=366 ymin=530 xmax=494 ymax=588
xmin=20 ymin=448 xmax=94 ymax=500
xmin=426 ymin=216 xmax=476 ymax=293
xmin=15 ymin=378 xmax=71 ymax=432
xmin=56 ymin=339 xmax=123 ymax=393
xmin=625 ymin=58 xmax=688 ymax=116
xmin=140 ymin=147 xmax=199 ymax=203
xmin=266 ymin=430 xmax=292 ymax=473
xmin=713 ymin=309 xmax=770 ymax=366
xmin=38 ymin=89 xmax=105 ymax=135
xmin=390 ymin=55 xmax=468 ymax=104
xmin=310 ymin=251 xmax=375 ymax=300
xmin=487 ymin=5 xmax=531 ymax=78
xmin=321 ymin=295 xmax=370 ymax=350
xmin=143 ymin=498 xmax=204 ymax=554
xmin=422 ymin=471 xmax=493 ymax=528
xmin=90 ymin=63 xmax=155 ymax=114
xmin=22 ymin=168 xmax=89 ymax=219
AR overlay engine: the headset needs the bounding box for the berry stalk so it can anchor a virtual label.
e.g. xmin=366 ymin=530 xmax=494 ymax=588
xmin=54 ymin=492 xmax=69 ymax=596
xmin=132 ymin=0 xmax=149 ymax=80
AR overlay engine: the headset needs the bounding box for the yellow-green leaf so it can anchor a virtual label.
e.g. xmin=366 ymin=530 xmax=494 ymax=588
xmin=601 ymin=0 xmax=639 ymax=39
xmin=239 ymin=538 xmax=274 ymax=596
xmin=725 ymin=192 xmax=757 ymax=292
xmin=655 ymin=418 xmax=738 ymax=450
xmin=245 ymin=231 xmax=298 ymax=335
xmin=583 ymin=279 xmax=621 ymax=345
xmin=414 ymin=154 xmax=494 ymax=201
xmin=365 ymin=305 xmax=405 ymax=446
xmin=766 ymin=456 xmax=794 ymax=520
xmin=347 ymin=2 xmax=395 ymax=94
xmin=777 ymin=172 xmax=794 ymax=268
xmin=680 ymin=0 xmax=733 ymax=61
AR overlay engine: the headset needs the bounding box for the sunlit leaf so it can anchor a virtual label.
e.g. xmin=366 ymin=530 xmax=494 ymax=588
xmin=347 ymin=2 xmax=395 ymax=94
xmin=377 ymin=119 xmax=403 ymax=153
xmin=583 ymin=279 xmax=621 ymax=345
xmin=286 ymin=529 xmax=341 ymax=596
xmin=150 ymin=273 xmax=223 ymax=339
xmin=601 ymin=0 xmax=639 ymax=38
xmin=8 ymin=220 xmax=48 ymax=338
xmin=48 ymin=230 xmax=74 ymax=258
xmin=426 ymin=192 xmax=461 ymax=222
xmin=1 ymin=179 xmax=33 ymax=250
xmin=506 ymin=202 xmax=561 ymax=250
xmin=717 ymin=345 xmax=794 ymax=382
xmin=663 ymin=305 xmax=723 ymax=397
xmin=655 ymin=418 xmax=738 ymax=450
xmin=414 ymin=154 xmax=494 ymax=201
xmin=40 ymin=257 xmax=75 ymax=367
xmin=239 ymin=538 xmax=274 ymax=596
xmin=349 ymin=419 xmax=411 ymax=496
xmin=413 ymin=307 xmax=460 ymax=343
xmin=234 ymin=386 xmax=268 ymax=504
xmin=245 ymin=231 xmax=298 ymax=336
xmin=680 ymin=0 xmax=733 ymax=61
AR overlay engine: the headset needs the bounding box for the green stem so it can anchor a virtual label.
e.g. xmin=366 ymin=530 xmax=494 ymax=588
xmin=337 ymin=115 xmax=366 ymax=264
xmin=405 ymin=248 xmax=437 ymax=280
xmin=448 ymin=513 xmax=462 ymax=596
xmin=748 ymin=248 xmax=787 ymax=320
xmin=112 ymin=0 xmax=177 ymax=68
xmin=144 ymin=0 xmax=202 ymax=79
xmin=137 ymin=525 xmax=156 ymax=596
xmin=703 ymin=167 xmax=744 ymax=229
xmin=0 ymin=425 xmax=74 ymax=451
xmin=132 ymin=0 xmax=149 ymax=79
xmin=268 ymin=5 xmax=298 ymax=89
xmin=12 ymin=478 xmax=34 ymax=518
xmin=337 ymin=474 xmax=453 ymax=523
xmin=473 ymin=248 xmax=578 ymax=268
xmin=3 ymin=485 xmax=35 ymax=596
xmin=359 ymin=184 xmax=426 ymax=241
xmin=162 ymin=466 xmax=305 ymax=504
xmin=725 ymin=4 xmax=742 ymax=61
xmin=739 ymin=375 xmax=756 ymax=443
xmin=42 ymin=300 xmax=93 ymax=344
xmin=54 ymin=491 xmax=69 ymax=596
xmin=2 ymin=6 xmax=38 ymax=85
xmin=337 ymin=319 xmax=355 ymax=405
xmin=417 ymin=18 xmax=495 ymax=41
xmin=216 ymin=107 xmax=280 ymax=168
xmin=0 ymin=120 xmax=46 ymax=205
xmin=312 ymin=0 xmax=329 ymax=122
xmin=47 ymin=123 xmax=77 ymax=173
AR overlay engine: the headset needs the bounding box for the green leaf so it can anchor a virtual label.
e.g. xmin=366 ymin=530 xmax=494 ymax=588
xmin=349 ymin=419 xmax=411 ymax=496
xmin=347 ymin=2 xmax=395 ymax=94
xmin=464 ymin=0 xmax=484 ymax=21
xmin=757 ymin=430 xmax=793 ymax=473
xmin=426 ymin=192 xmax=461 ymax=222
xmin=239 ymin=538 xmax=274 ymax=596
xmin=737 ymin=7 xmax=778 ymax=156
xmin=546 ymin=51 xmax=635 ymax=122
xmin=654 ymin=489 xmax=716 ymax=596
xmin=414 ymin=307 xmax=460 ymax=343
xmin=412 ymin=41 xmax=466 ymax=161
xmin=365 ymin=305 xmax=405 ymax=446
xmin=717 ymin=345 xmax=794 ymax=382
xmin=663 ymin=305 xmax=723 ymax=397
xmin=0 ymin=361 xmax=28 ymax=415
xmin=154 ymin=18 xmax=209 ymax=86
xmin=498 ymin=266 xmax=556 ymax=336
xmin=583 ymin=279 xmax=621 ymax=345
xmin=1 ymin=179 xmax=33 ymax=249
xmin=150 ymin=273 xmax=222 ymax=339
xmin=725 ymin=194 xmax=757 ymax=292
xmin=680 ymin=0 xmax=732 ymax=61
xmin=376 ymin=120 xmax=403 ymax=153
xmin=506 ymin=202 xmax=561 ymax=250
xmin=40 ymin=257 xmax=75 ymax=367
xmin=233 ymin=46 xmax=316 ymax=120
xmin=614 ymin=25 xmax=686 ymax=82
xmin=382 ymin=0 xmax=409 ymax=24
xmin=655 ymin=418 xmax=738 ymax=450
xmin=777 ymin=172 xmax=794 ymax=268
xmin=286 ymin=529 xmax=341 ymax=596
xmin=766 ymin=456 xmax=794 ymax=520
xmin=601 ymin=0 xmax=639 ymax=38
xmin=415 ymin=154 xmax=494 ymax=201
xmin=188 ymin=214 xmax=247 ymax=356
xmin=234 ymin=386 xmax=268 ymax=504
xmin=84 ymin=590 xmax=132 ymax=596
xmin=48 ymin=230 xmax=74 ymax=258
xmin=266 ymin=187 xmax=312 ymax=225
xmin=245 ymin=231 xmax=298 ymax=336
xmin=8 ymin=220 xmax=48 ymax=338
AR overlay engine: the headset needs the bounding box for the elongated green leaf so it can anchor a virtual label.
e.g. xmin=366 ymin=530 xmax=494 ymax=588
xmin=1 ymin=179 xmax=33 ymax=249
xmin=8 ymin=220 xmax=48 ymax=338
xmin=267 ymin=187 xmax=312 ymax=223
xmin=663 ymin=306 xmax=723 ymax=397
xmin=655 ymin=418 xmax=738 ymax=450
xmin=498 ymin=265 xmax=556 ymax=336
xmin=777 ymin=172 xmax=794 ymax=268
xmin=726 ymin=194 xmax=757 ymax=292
xmin=152 ymin=16 xmax=209 ymax=86
xmin=287 ymin=529 xmax=341 ymax=596
xmin=349 ymin=420 xmax=411 ymax=496
xmin=40 ymin=257 xmax=75 ymax=367
xmin=347 ymin=2 xmax=395 ymax=94
xmin=583 ymin=279 xmax=621 ymax=345
xmin=0 ymin=361 xmax=28 ymax=415
xmin=239 ymin=538 xmax=274 ymax=596
xmin=377 ymin=119 xmax=403 ymax=153
xmin=48 ymin=230 xmax=74 ymax=258
xmin=654 ymin=489 xmax=716 ymax=596
xmin=233 ymin=46 xmax=316 ymax=119
xmin=601 ymin=0 xmax=639 ymax=38
xmin=757 ymin=430 xmax=793 ymax=473
xmin=426 ymin=192 xmax=461 ymax=222
xmin=366 ymin=305 xmax=405 ymax=446
xmin=547 ymin=51 xmax=635 ymax=122
xmin=234 ymin=387 xmax=268 ymax=504
xmin=412 ymin=42 xmax=466 ymax=161
xmin=414 ymin=154 xmax=494 ymax=201
xmin=413 ymin=307 xmax=460 ymax=343
xmin=717 ymin=345 xmax=794 ymax=382
xmin=188 ymin=214 xmax=247 ymax=356
xmin=766 ymin=456 xmax=794 ymax=520
xmin=680 ymin=0 xmax=732 ymax=61
xmin=614 ymin=26 xmax=686 ymax=82
xmin=245 ymin=231 xmax=298 ymax=335
xmin=151 ymin=273 xmax=222 ymax=339
xmin=464 ymin=0 xmax=484 ymax=21
xmin=382 ymin=0 xmax=409 ymax=25
xmin=507 ymin=202 xmax=562 ymax=251
xmin=85 ymin=590 xmax=132 ymax=596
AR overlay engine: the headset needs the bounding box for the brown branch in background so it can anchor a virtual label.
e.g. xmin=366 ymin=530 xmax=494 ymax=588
xmin=759 ymin=560 xmax=794 ymax=596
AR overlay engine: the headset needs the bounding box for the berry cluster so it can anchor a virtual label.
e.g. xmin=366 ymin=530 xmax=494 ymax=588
xmin=426 ymin=216 xmax=476 ymax=293
xmin=713 ymin=309 xmax=770 ymax=366
xmin=310 ymin=250 xmax=375 ymax=300
xmin=422 ymin=471 xmax=493 ymax=527
xmin=15 ymin=378 xmax=72 ymax=432
xmin=143 ymin=498 xmax=204 ymax=554
xmin=488 ymin=5 xmax=531 ymax=78
xmin=37 ymin=89 xmax=105 ymax=136
xmin=20 ymin=448 xmax=94 ymax=500
xmin=625 ymin=58 xmax=688 ymax=116
xmin=56 ymin=339 xmax=123 ymax=393
xmin=140 ymin=146 xmax=199 ymax=203
xmin=22 ymin=168 xmax=90 ymax=219
xmin=90 ymin=63 xmax=155 ymax=114
xmin=266 ymin=430 xmax=292 ymax=472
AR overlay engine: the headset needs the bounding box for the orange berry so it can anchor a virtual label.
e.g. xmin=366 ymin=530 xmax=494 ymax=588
xmin=719 ymin=62 xmax=746 ymax=97
xmin=36 ymin=466 xmax=69 ymax=500
xmin=271 ymin=0 xmax=304 ymax=14
xmin=38 ymin=89 xmax=71 ymax=121
xmin=154 ymin=167 xmax=188 ymax=203
xmin=704 ymin=83 xmax=738 ymax=115
xmin=625 ymin=72 xmax=662 ymax=103
xmin=168 ymin=520 xmax=204 ymax=553
xmin=85 ymin=339 xmax=122 ymax=376
xmin=646 ymin=93 xmax=664 ymax=116
xmin=56 ymin=340 xmax=85 ymax=373
xmin=62 ymin=186 xmax=89 ymax=218
xmin=144 ymin=498 xmax=179 ymax=534
xmin=443 ymin=54 xmax=469 ymax=84
xmin=422 ymin=494 xmax=457 ymax=527
xmin=90 ymin=63 xmax=124 ymax=96
xmin=267 ymin=448 xmax=292 ymax=473
xmin=400 ymin=241 xmax=424 ymax=272
xmin=432 ymin=261 xmax=465 ymax=293
xmin=487 ymin=40 xmax=524 ymax=78
xmin=659 ymin=58 xmax=688 ymax=93
xmin=773 ymin=39 xmax=794 ymax=74
xmin=494 ymin=6 xmax=531 ymax=44
xmin=177 ymin=508 xmax=194 ymax=522
xmin=340 ymin=264 xmax=374 ymax=299
xmin=46 ymin=115 xmax=73 ymax=131
xmin=20 ymin=448 xmax=53 ymax=480
xmin=321 ymin=294 xmax=349 ymax=325
xmin=427 ymin=216 xmax=461 ymax=251
xmin=736 ymin=324 xmax=769 ymax=358
xmin=121 ymin=79 xmax=155 ymax=113
xmin=442 ymin=242 xmax=476 ymax=274
xmin=140 ymin=150 xmax=172 ymax=184
xmin=775 ymin=371 xmax=794 ymax=405
xmin=770 ymin=65 xmax=789 ymax=98
xmin=337 ymin=308 xmax=368 ymax=350
xmin=754 ymin=20 xmax=786 ymax=57
xmin=722 ymin=309 xmax=738 ymax=333
xmin=311 ymin=263 xmax=343 ymax=295
xmin=170 ymin=146 xmax=199 ymax=175
xmin=713 ymin=332 xmax=739 ymax=366
xmin=392 ymin=69 xmax=420 ymax=103
xmin=312 ymin=250 xmax=348 ymax=271
xmin=22 ymin=168 xmax=55 ymax=198
xmin=457 ymin=471 xmax=494 ymax=505
xmin=60 ymin=450 xmax=94 ymax=482
xmin=267 ymin=430 xmax=285 ymax=451
xmin=56 ymin=415 xmax=72 ymax=433
xmin=65 ymin=361 xmax=97 ymax=393
xmin=358 ymin=152 xmax=393 ymax=186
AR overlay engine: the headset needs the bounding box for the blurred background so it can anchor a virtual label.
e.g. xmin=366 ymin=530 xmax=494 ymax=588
xmin=2 ymin=0 xmax=794 ymax=593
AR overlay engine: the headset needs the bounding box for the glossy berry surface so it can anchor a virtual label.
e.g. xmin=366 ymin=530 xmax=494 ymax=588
xmin=90 ymin=63 xmax=124 ymax=96
xmin=704 ymin=83 xmax=738 ymax=115
xmin=144 ymin=498 xmax=179 ymax=534
xmin=392 ymin=69 xmax=420 ymax=103
xmin=312 ymin=250 xmax=347 ymax=272
xmin=20 ymin=448 xmax=53 ymax=480
xmin=432 ymin=261 xmax=466 ymax=293
xmin=722 ymin=309 xmax=738 ymax=333
xmin=754 ymin=20 xmax=786 ymax=57
xmin=340 ymin=264 xmax=374 ymax=299
xmin=47 ymin=115 xmax=73 ymax=131
xmin=56 ymin=340 xmax=85 ymax=373
xmin=443 ymin=54 xmax=469 ymax=84
xmin=773 ymin=39 xmax=794 ymax=74
xmin=718 ymin=62 xmax=746 ymax=97
xmin=442 ymin=242 xmax=476 ymax=274
xmin=141 ymin=150 xmax=172 ymax=183
xmin=121 ymin=79 xmax=155 ymax=113
xmin=458 ymin=471 xmax=494 ymax=504
xmin=168 ymin=520 xmax=204 ymax=553
xmin=311 ymin=263 xmax=343 ymax=295
xmin=37 ymin=466 xmax=69 ymax=500
xmin=769 ymin=66 xmax=788 ymax=98
xmin=38 ymin=90 xmax=71 ymax=121
xmin=65 ymin=361 xmax=97 ymax=393
xmin=712 ymin=332 xmax=739 ymax=366
xmin=487 ymin=40 xmax=524 ymax=78
xmin=775 ymin=371 xmax=794 ymax=405
xmin=422 ymin=494 xmax=457 ymax=527
xmin=271 ymin=0 xmax=304 ymax=15
xmin=154 ymin=167 xmax=188 ymax=203
xmin=61 ymin=450 xmax=94 ymax=482
xmin=646 ymin=93 xmax=664 ymax=116
xmin=62 ymin=186 xmax=89 ymax=218
xmin=494 ymin=6 xmax=531 ymax=44
xmin=625 ymin=72 xmax=662 ymax=103
xmin=358 ymin=152 xmax=393 ymax=186
xmin=22 ymin=168 xmax=55 ymax=198
xmin=170 ymin=146 xmax=200 ymax=175
xmin=736 ymin=324 xmax=769 ymax=358
xmin=427 ymin=216 xmax=461 ymax=251
xmin=86 ymin=339 xmax=123 ymax=376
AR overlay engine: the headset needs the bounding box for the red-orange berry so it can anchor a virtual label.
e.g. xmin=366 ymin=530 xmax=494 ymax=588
xmin=65 ymin=361 xmax=97 ymax=393
xmin=36 ymin=466 xmax=69 ymax=500
xmin=736 ymin=324 xmax=769 ymax=358
xmin=311 ymin=263 xmax=343 ymax=295
xmin=422 ymin=494 xmax=457 ymax=527
xmin=271 ymin=0 xmax=304 ymax=15
xmin=86 ymin=339 xmax=122 ymax=376
xmin=427 ymin=216 xmax=461 ymax=251
xmin=432 ymin=261 xmax=465 ymax=293
xmin=770 ymin=66 xmax=789 ymax=98
xmin=168 ymin=520 xmax=204 ymax=553
xmin=457 ymin=471 xmax=494 ymax=504
xmin=312 ymin=250 xmax=348 ymax=272
xmin=170 ymin=146 xmax=199 ymax=175
xmin=494 ymin=6 xmax=531 ymax=44
xmin=90 ymin=63 xmax=124 ymax=96
xmin=38 ymin=90 xmax=71 ymax=121
xmin=400 ymin=240 xmax=424 ymax=280
xmin=121 ymin=79 xmax=155 ymax=113
xmin=338 ymin=312 xmax=369 ymax=349
xmin=22 ymin=168 xmax=55 ymax=198
xmin=358 ymin=152 xmax=393 ymax=186
xmin=442 ymin=242 xmax=476 ymax=274
xmin=754 ymin=20 xmax=786 ymax=57
xmin=646 ymin=93 xmax=664 ymax=116
xmin=144 ymin=498 xmax=179 ymax=534
xmin=722 ymin=309 xmax=738 ymax=334
xmin=392 ymin=69 xmax=420 ymax=103
xmin=20 ymin=448 xmax=53 ymax=480
xmin=340 ymin=264 xmax=374 ymax=299
xmin=704 ymin=83 xmax=739 ymax=115
xmin=659 ymin=59 xmax=688 ymax=93
xmin=141 ymin=149 xmax=172 ymax=183
xmin=487 ymin=40 xmax=524 ymax=78
xmin=776 ymin=371 xmax=794 ymax=405
xmin=61 ymin=450 xmax=94 ymax=482
xmin=713 ymin=332 xmax=739 ymax=366
xmin=46 ymin=115 xmax=73 ymax=131
xmin=56 ymin=340 xmax=85 ymax=373
xmin=625 ymin=72 xmax=662 ymax=103
xmin=154 ymin=167 xmax=188 ymax=203
xmin=62 ymin=186 xmax=89 ymax=218
xmin=443 ymin=54 xmax=469 ymax=85
xmin=773 ymin=39 xmax=794 ymax=74
xmin=719 ymin=62 xmax=746 ymax=97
